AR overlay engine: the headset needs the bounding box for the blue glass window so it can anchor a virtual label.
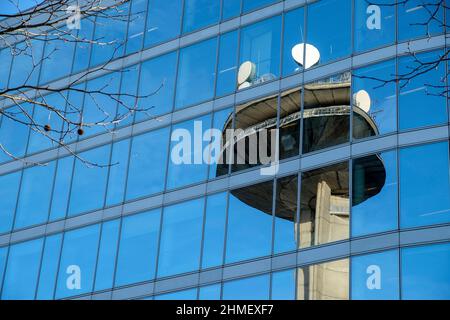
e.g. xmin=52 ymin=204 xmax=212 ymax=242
xmin=126 ymin=0 xmax=147 ymax=54
xmin=274 ymin=175 xmax=298 ymax=254
xmin=145 ymin=0 xmax=182 ymax=48
xmin=216 ymin=31 xmax=239 ymax=97
xmin=182 ymin=0 xmax=220 ymax=34
xmin=166 ymin=114 xmax=212 ymax=190
xmin=155 ymin=288 xmax=198 ymax=300
xmin=94 ymin=219 xmax=120 ymax=291
xmin=398 ymin=0 xmax=444 ymax=42
xmin=398 ymin=50 xmax=447 ymax=130
xmin=226 ymin=181 xmax=273 ymax=263
xmin=115 ymin=210 xmax=161 ymax=286
xmin=199 ymin=284 xmax=221 ymax=300
xmin=105 ymin=139 xmax=129 ymax=206
xmin=0 ymin=171 xmax=21 ymax=233
xmin=14 ymin=161 xmax=56 ymax=229
xmin=157 ymin=199 xmax=204 ymax=277
xmin=126 ymin=127 xmax=170 ymax=200
xmin=282 ymin=7 xmax=305 ymax=76
xmin=306 ymin=0 xmax=351 ymax=66
xmin=0 ymin=246 xmax=7 ymax=291
xmin=72 ymin=18 xmax=94 ymax=74
xmin=175 ymin=38 xmax=217 ymax=109
xmin=354 ymin=0 xmax=396 ymax=53
xmin=9 ymin=40 xmax=44 ymax=88
xmin=56 ymin=224 xmax=100 ymax=299
xmin=2 ymin=238 xmax=43 ymax=300
xmin=117 ymin=63 xmax=139 ymax=127
xmin=353 ymin=60 xmax=397 ymax=139
xmin=242 ymin=0 xmax=278 ymax=13
xmin=40 ymin=36 xmax=75 ymax=84
xmin=239 ymin=15 xmax=281 ymax=89
xmin=351 ymin=250 xmax=399 ymax=300
xmin=49 ymin=156 xmax=74 ymax=221
xmin=208 ymin=107 xmax=233 ymax=179
xmin=222 ymin=0 xmax=241 ymax=20
xmin=223 ymin=274 xmax=270 ymax=300
xmin=201 ymin=193 xmax=227 ymax=269
xmin=352 ymin=151 xmax=398 ymax=237
xmin=271 ymin=269 xmax=296 ymax=300
xmin=399 ymin=142 xmax=450 ymax=228
xmin=136 ymin=52 xmax=177 ymax=120
xmin=68 ymin=145 xmax=110 ymax=216
xmin=0 ymin=104 xmax=31 ymax=163
xmin=402 ymin=242 xmax=450 ymax=299
xmin=36 ymin=234 xmax=63 ymax=300
xmin=0 ymin=49 xmax=12 ymax=90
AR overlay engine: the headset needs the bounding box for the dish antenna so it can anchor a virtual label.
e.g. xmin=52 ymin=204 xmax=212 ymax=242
xmin=238 ymin=61 xmax=256 ymax=86
xmin=291 ymin=43 xmax=320 ymax=70
xmin=353 ymin=90 xmax=371 ymax=113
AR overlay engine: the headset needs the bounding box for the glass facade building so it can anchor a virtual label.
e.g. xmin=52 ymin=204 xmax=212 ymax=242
xmin=0 ymin=0 xmax=449 ymax=300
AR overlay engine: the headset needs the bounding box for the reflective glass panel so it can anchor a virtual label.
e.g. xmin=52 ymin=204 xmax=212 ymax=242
xmin=157 ymin=199 xmax=204 ymax=277
xmin=402 ymin=242 xmax=450 ymax=299
xmin=105 ymin=139 xmax=129 ymax=206
xmin=9 ymin=40 xmax=44 ymax=88
xmin=40 ymin=36 xmax=75 ymax=84
xmin=208 ymin=107 xmax=233 ymax=179
xmin=242 ymin=0 xmax=278 ymax=13
xmin=300 ymin=161 xmax=349 ymax=248
xmin=2 ymin=238 xmax=43 ymax=300
xmin=306 ymin=0 xmax=351 ymax=66
xmin=72 ymin=18 xmax=94 ymax=74
xmin=0 ymin=171 xmax=21 ymax=233
xmin=271 ymin=269 xmax=296 ymax=300
xmin=0 ymin=246 xmax=7 ymax=292
xmin=199 ymin=284 xmax=221 ymax=300
xmin=155 ymin=288 xmax=198 ymax=300
xmin=175 ymin=38 xmax=217 ymax=109
xmin=115 ymin=210 xmax=161 ymax=286
xmin=222 ymin=274 xmax=270 ymax=300
xmin=36 ymin=234 xmax=63 ymax=300
xmin=145 ymin=0 xmax=182 ymax=47
xmin=225 ymin=181 xmax=273 ymax=263
xmin=126 ymin=127 xmax=170 ymax=200
xmin=399 ymin=142 xmax=450 ymax=228
xmin=182 ymin=0 xmax=220 ymax=34
xmin=351 ymin=250 xmax=400 ymax=300
xmin=238 ymin=15 xmax=281 ymax=90
xmin=353 ymin=60 xmax=397 ymax=139
xmin=222 ymin=0 xmax=241 ymax=20
xmin=126 ymin=0 xmax=147 ymax=54
xmin=56 ymin=224 xmax=101 ymax=299
xmin=0 ymin=104 xmax=31 ymax=163
xmin=354 ymin=0 xmax=396 ymax=53
xmin=352 ymin=151 xmax=398 ymax=237
xmin=279 ymin=89 xmax=301 ymax=160
xmin=282 ymin=7 xmax=305 ymax=76
xmin=216 ymin=31 xmax=239 ymax=97
xmin=49 ymin=156 xmax=74 ymax=221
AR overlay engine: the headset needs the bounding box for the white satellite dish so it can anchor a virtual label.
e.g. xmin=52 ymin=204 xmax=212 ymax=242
xmin=238 ymin=81 xmax=251 ymax=90
xmin=291 ymin=43 xmax=320 ymax=70
xmin=353 ymin=90 xmax=371 ymax=113
xmin=237 ymin=61 xmax=256 ymax=85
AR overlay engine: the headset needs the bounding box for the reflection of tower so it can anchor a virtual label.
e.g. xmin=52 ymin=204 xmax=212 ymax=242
xmin=217 ymin=77 xmax=384 ymax=299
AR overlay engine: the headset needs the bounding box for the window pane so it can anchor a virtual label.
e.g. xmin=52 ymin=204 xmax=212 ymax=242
xmin=117 ymin=63 xmax=139 ymax=128
xmin=274 ymin=175 xmax=298 ymax=254
xmin=0 ymin=246 xmax=7 ymax=292
xmin=182 ymin=0 xmax=220 ymax=34
xmin=402 ymin=242 xmax=450 ymax=299
xmin=222 ymin=0 xmax=241 ymax=20
xmin=175 ymin=38 xmax=217 ymax=109
xmin=353 ymin=60 xmax=397 ymax=139
xmin=126 ymin=0 xmax=147 ymax=54
xmin=68 ymin=145 xmax=110 ymax=216
xmin=238 ymin=15 xmax=281 ymax=90
xmin=157 ymin=199 xmax=204 ymax=277
xmin=0 ymin=171 xmax=21 ymax=233
xmin=399 ymin=142 xmax=450 ymax=228
xmin=282 ymin=7 xmax=305 ymax=76
xmin=306 ymin=0 xmax=351 ymax=66
xmin=354 ymin=0 xmax=395 ymax=53
xmin=167 ymin=114 xmax=212 ymax=189
xmin=136 ymin=52 xmax=177 ymax=120
xmin=352 ymin=151 xmax=398 ymax=237
xmin=40 ymin=36 xmax=75 ymax=84
xmin=351 ymin=250 xmax=399 ymax=300
xmin=208 ymin=107 xmax=233 ymax=179
xmin=145 ymin=0 xmax=182 ymax=48
xmin=72 ymin=18 xmax=94 ymax=74
xmin=126 ymin=127 xmax=170 ymax=200
xmin=302 ymin=72 xmax=351 ymax=154
xmin=155 ymin=288 xmax=197 ymax=300
xmin=0 ymin=48 xmax=12 ymax=90
xmin=279 ymin=89 xmax=301 ymax=160
xmin=271 ymin=269 xmax=296 ymax=300
xmin=216 ymin=31 xmax=238 ymax=97
xmin=94 ymin=219 xmax=120 ymax=291
xmin=2 ymin=238 xmax=43 ymax=300
xmin=242 ymin=0 xmax=278 ymax=13
xmin=36 ymin=234 xmax=63 ymax=300
xmin=56 ymin=224 xmax=101 ymax=299
xmin=300 ymin=161 xmax=349 ymax=248
xmin=14 ymin=161 xmax=56 ymax=229
xmin=201 ymin=193 xmax=227 ymax=269
xmin=0 ymin=104 xmax=31 ymax=163
xmin=297 ymin=258 xmax=349 ymax=300
xmin=398 ymin=50 xmax=447 ymax=130
xmin=398 ymin=0 xmax=444 ymax=42
xmin=49 ymin=156 xmax=74 ymax=221
xmin=226 ymin=181 xmax=273 ymax=263
xmin=115 ymin=210 xmax=161 ymax=286
xmin=9 ymin=40 xmax=44 ymax=88
xmin=105 ymin=139 xmax=129 ymax=206
xmin=199 ymin=284 xmax=221 ymax=300
xmin=222 ymin=274 xmax=270 ymax=300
